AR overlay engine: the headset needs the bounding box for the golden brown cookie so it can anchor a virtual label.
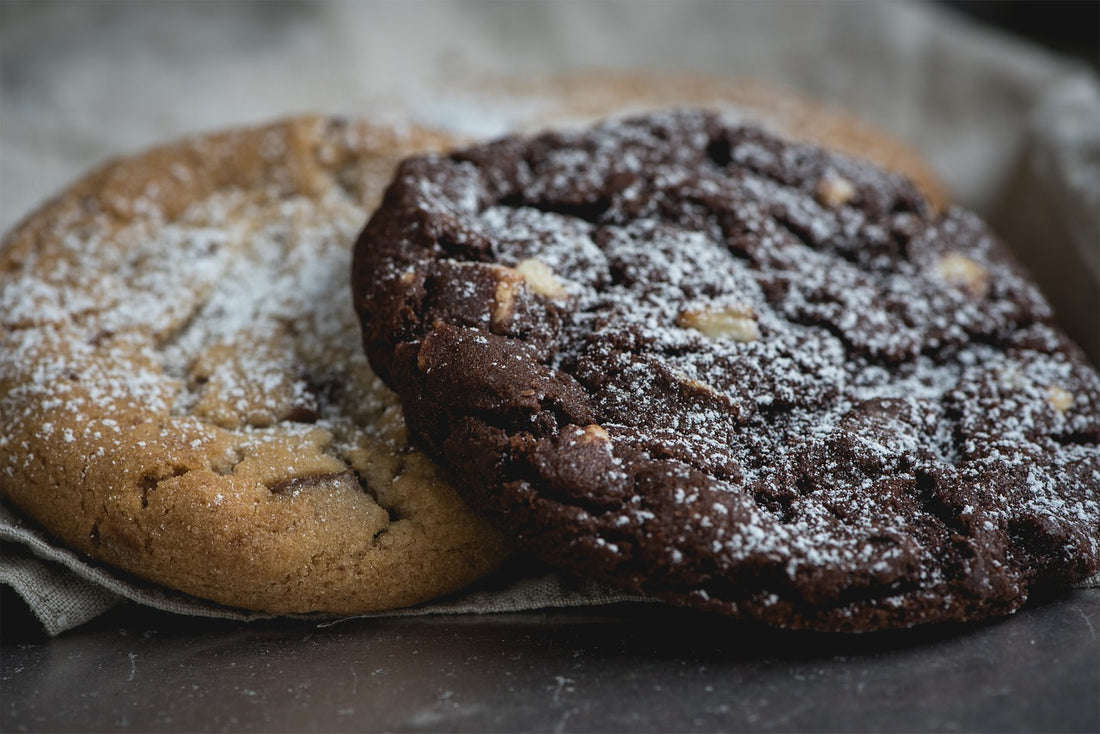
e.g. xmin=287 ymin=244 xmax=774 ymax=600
xmin=0 ymin=116 xmax=510 ymax=614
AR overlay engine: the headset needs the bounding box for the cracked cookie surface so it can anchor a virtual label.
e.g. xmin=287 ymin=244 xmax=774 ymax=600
xmin=1 ymin=117 xmax=509 ymax=614
xmin=353 ymin=110 xmax=1100 ymax=631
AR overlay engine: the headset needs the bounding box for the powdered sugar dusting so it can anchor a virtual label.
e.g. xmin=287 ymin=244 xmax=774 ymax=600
xmin=1 ymin=121 xmax=430 ymax=486
xmin=361 ymin=109 xmax=1100 ymax=629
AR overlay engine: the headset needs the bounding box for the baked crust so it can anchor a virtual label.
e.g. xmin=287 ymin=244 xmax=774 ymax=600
xmin=1 ymin=116 xmax=510 ymax=614
xmin=456 ymin=73 xmax=949 ymax=209
xmin=353 ymin=110 xmax=1100 ymax=631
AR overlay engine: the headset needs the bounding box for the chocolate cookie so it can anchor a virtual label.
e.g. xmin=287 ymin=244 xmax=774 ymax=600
xmin=353 ymin=110 xmax=1100 ymax=631
xmin=1 ymin=117 xmax=509 ymax=614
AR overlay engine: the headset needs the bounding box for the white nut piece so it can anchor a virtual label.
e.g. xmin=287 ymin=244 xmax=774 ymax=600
xmin=935 ymin=253 xmax=990 ymax=298
xmin=1046 ymin=385 xmax=1074 ymax=414
xmin=816 ymin=173 xmax=856 ymax=208
xmin=677 ymin=305 xmax=759 ymax=342
xmin=579 ymin=424 xmax=610 ymax=443
xmin=491 ymin=276 xmax=521 ymax=329
xmin=682 ymin=377 xmax=716 ymax=393
xmin=515 ymin=258 xmax=567 ymax=299
xmin=671 ymin=370 xmax=724 ymax=399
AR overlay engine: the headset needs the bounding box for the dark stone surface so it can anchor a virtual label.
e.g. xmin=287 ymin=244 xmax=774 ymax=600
xmin=3 ymin=588 xmax=1097 ymax=732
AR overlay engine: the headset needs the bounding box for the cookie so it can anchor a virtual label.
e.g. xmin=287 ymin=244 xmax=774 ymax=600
xmin=453 ymin=72 xmax=949 ymax=210
xmin=353 ymin=110 xmax=1100 ymax=631
xmin=0 ymin=116 xmax=509 ymax=614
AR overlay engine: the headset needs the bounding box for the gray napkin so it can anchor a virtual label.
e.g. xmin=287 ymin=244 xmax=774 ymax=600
xmin=1 ymin=503 xmax=653 ymax=636
xmin=4 ymin=500 xmax=1096 ymax=636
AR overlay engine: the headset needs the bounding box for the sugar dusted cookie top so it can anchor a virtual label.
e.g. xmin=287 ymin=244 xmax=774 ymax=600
xmin=0 ymin=117 xmax=509 ymax=614
xmin=353 ymin=110 xmax=1100 ymax=631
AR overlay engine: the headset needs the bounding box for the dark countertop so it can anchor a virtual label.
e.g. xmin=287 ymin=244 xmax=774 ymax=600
xmin=3 ymin=588 xmax=1098 ymax=732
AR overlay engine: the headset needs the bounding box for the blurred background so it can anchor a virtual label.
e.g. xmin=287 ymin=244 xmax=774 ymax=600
xmin=1 ymin=0 xmax=1097 ymax=359
xmin=946 ymin=1 xmax=1098 ymax=70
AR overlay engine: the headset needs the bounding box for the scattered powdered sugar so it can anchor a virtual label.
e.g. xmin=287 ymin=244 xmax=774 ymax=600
xmin=364 ymin=109 xmax=1100 ymax=626
xmin=1 ymin=123 xmax=424 ymax=488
